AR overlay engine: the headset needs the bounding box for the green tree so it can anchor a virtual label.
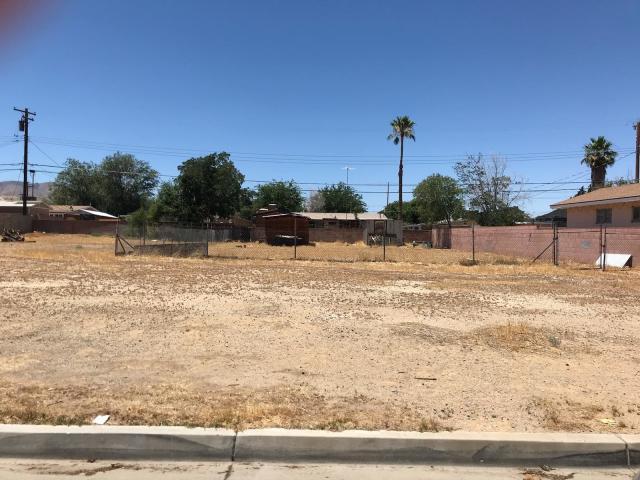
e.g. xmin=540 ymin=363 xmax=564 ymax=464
xmin=387 ymin=115 xmax=416 ymax=224
xmin=148 ymin=180 xmax=181 ymax=222
xmin=581 ymin=136 xmax=617 ymax=189
xmin=381 ymin=200 xmax=421 ymax=224
xmin=176 ymin=152 xmax=244 ymax=222
xmin=413 ymin=174 xmax=464 ymax=227
xmin=318 ymin=182 xmax=366 ymax=213
xmin=50 ymin=154 xmax=158 ymax=215
xmin=49 ymin=159 xmax=100 ymax=206
xmin=253 ymin=180 xmax=304 ymax=212
xmin=98 ymin=152 xmax=159 ymax=215
xmin=237 ymin=188 xmax=257 ymax=219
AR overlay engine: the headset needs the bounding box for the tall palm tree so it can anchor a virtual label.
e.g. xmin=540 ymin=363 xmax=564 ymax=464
xmin=582 ymin=136 xmax=617 ymax=189
xmin=387 ymin=116 xmax=416 ymax=224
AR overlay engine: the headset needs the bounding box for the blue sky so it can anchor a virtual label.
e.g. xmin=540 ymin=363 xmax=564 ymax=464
xmin=0 ymin=0 xmax=638 ymax=215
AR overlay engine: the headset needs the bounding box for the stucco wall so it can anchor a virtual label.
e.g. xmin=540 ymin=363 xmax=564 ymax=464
xmin=567 ymin=202 xmax=640 ymax=228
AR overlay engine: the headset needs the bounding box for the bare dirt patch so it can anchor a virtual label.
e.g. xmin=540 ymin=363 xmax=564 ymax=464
xmin=2 ymin=233 xmax=640 ymax=432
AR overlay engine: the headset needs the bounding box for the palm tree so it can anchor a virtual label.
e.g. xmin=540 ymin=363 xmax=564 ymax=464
xmin=581 ymin=136 xmax=617 ymax=189
xmin=387 ymin=116 xmax=416 ymax=224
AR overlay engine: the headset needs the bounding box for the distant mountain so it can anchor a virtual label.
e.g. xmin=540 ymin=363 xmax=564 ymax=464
xmin=0 ymin=181 xmax=52 ymax=200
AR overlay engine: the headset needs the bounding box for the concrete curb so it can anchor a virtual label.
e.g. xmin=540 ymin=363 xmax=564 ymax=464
xmin=0 ymin=425 xmax=637 ymax=467
xmin=0 ymin=425 xmax=235 ymax=461
xmin=235 ymin=429 xmax=630 ymax=466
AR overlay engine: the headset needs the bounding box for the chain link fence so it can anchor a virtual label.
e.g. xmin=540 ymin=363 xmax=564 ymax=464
xmin=115 ymin=220 xmax=640 ymax=269
xmin=115 ymin=222 xmax=208 ymax=257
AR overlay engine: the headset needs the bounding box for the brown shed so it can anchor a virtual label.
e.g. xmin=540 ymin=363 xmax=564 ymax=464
xmin=263 ymin=213 xmax=309 ymax=245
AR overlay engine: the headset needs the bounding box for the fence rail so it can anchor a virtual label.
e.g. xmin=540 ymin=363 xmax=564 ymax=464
xmin=115 ymin=221 xmax=640 ymax=269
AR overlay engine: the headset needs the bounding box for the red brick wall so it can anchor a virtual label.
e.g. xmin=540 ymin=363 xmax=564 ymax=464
xmin=443 ymin=225 xmax=640 ymax=265
xmin=33 ymin=219 xmax=119 ymax=235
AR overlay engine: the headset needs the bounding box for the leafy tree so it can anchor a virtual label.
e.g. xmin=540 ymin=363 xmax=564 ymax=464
xmin=381 ymin=199 xmax=421 ymax=224
xmin=253 ymin=180 xmax=304 ymax=212
xmin=318 ymin=182 xmax=366 ymax=213
xmin=581 ymin=136 xmax=617 ymax=189
xmin=466 ymin=205 xmax=531 ymax=226
xmin=387 ymin=115 xmax=416 ymax=224
xmin=237 ymin=188 xmax=257 ymax=220
xmin=454 ymin=154 xmax=525 ymax=226
xmin=49 ymin=159 xmax=100 ymax=206
xmin=98 ymin=152 xmax=159 ymax=216
xmin=413 ymin=174 xmax=464 ymax=227
xmin=148 ymin=180 xmax=181 ymax=221
xmin=50 ymin=154 xmax=158 ymax=215
xmin=176 ymin=152 xmax=244 ymax=222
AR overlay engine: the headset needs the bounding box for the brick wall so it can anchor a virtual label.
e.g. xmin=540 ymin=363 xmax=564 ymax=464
xmin=403 ymin=229 xmax=432 ymax=243
xmin=441 ymin=225 xmax=640 ymax=265
xmin=0 ymin=213 xmax=32 ymax=232
xmin=309 ymin=226 xmax=364 ymax=243
xmin=33 ymin=219 xmax=119 ymax=235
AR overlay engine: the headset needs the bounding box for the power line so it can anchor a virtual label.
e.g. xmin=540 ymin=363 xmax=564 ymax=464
xmin=27 ymin=135 xmax=635 ymax=164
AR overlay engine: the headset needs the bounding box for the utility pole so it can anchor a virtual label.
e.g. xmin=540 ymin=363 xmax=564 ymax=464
xmin=13 ymin=107 xmax=36 ymax=215
xmin=634 ymin=121 xmax=639 ymax=183
xmin=342 ymin=166 xmax=354 ymax=185
xmin=29 ymin=169 xmax=36 ymax=199
xmin=386 ymin=182 xmax=390 ymax=208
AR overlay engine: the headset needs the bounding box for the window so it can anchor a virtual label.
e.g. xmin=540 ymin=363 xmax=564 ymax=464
xmin=596 ymin=208 xmax=612 ymax=224
xmin=633 ymin=207 xmax=640 ymax=223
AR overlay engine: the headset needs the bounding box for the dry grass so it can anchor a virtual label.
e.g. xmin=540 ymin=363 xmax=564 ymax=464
xmin=470 ymin=322 xmax=562 ymax=353
xmin=2 ymin=234 xmax=640 ymax=433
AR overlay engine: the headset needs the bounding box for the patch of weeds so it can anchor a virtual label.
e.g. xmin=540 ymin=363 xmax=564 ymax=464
xmin=459 ymin=258 xmax=478 ymax=266
xmin=418 ymin=417 xmax=451 ymax=432
xmin=316 ymin=417 xmax=356 ymax=431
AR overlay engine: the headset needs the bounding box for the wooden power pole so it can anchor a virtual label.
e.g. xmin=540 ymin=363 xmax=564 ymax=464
xmin=13 ymin=107 xmax=36 ymax=215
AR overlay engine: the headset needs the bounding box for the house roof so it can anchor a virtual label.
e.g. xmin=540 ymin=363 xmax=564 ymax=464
xmin=296 ymin=212 xmax=388 ymax=221
xmin=550 ymin=183 xmax=640 ymax=210
xmin=47 ymin=205 xmax=96 ymax=213
xmin=79 ymin=209 xmax=117 ymax=219
xmin=0 ymin=200 xmax=43 ymax=208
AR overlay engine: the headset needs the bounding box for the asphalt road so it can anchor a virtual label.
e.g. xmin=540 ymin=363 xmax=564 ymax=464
xmin=0 ymin=459 xmax=637 ymax=479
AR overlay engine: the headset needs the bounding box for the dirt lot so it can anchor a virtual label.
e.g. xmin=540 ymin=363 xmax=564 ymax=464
xmin=2 ymin=233 xmax=640 ymax=433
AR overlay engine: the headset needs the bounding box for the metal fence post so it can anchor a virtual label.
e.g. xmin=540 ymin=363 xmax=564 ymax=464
xmin=203 ymin=223 xmax=208 ymax=257
xmin=471 ymin=223 xmax=475 ymax=263
xmin=383 ymin=220 xmax=387 ymax=261
xmin=602 ymin=226 xmax=607 ymax=271
xmin=293 ymin=215 xmax=297 ymax=260
xmin=552 ymin=223 xmax=557 ymax=266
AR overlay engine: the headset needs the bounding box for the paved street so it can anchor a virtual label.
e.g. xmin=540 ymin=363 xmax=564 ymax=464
xmin=0 ymin=459 xmax=636 ymax=479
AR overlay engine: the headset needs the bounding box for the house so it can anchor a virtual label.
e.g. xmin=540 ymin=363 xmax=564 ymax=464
xmin=534 ymin=209 xmax=567 ymax=227
xmin=262 ymin=213 xmax=310 ymax=245
xmin=550 ymin=183 xmax=640 ymax=228
xmin=38 ymin=205 xmax=118 ymax=221
xmin=0 ymin=200 xmax=49 ymax=231
xmin=294 ymin=212 xmax=403 ymax=244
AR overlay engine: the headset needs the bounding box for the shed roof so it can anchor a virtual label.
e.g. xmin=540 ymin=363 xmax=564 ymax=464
xmin=296 ymin=212 xmax=387 ymax=221
xmin=47 ymin=205 xmax=96 ymax=213
xmin=550 ymin=183 xmax=640 ymax=210
xmin=79 ymin=209 xmax=117 ymax=219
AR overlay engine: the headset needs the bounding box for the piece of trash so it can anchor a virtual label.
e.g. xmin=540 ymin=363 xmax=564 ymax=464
xmin=414 ymin=377 xmax=437 ymax=381
xmin=92 ymin=415 xmax=110 ymax=425
xmin=598 ymin=418 xmax=616 ymax=426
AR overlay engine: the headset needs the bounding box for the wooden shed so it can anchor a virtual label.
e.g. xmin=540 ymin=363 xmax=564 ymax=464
xmin=263 ymin=213 xmax=309 ymax=245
